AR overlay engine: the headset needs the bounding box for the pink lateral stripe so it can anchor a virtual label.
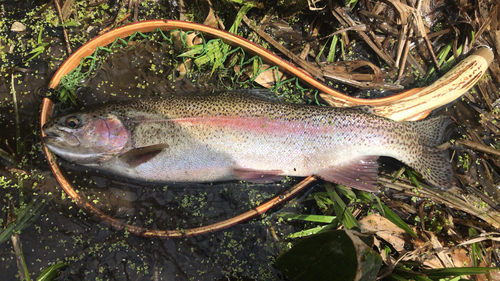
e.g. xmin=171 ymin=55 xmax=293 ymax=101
xmin=168 ymin=116 xmax=333 ymax=136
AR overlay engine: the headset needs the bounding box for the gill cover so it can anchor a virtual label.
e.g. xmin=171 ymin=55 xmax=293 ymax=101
xmin=42 ymin=113 xmax=131 ymax=165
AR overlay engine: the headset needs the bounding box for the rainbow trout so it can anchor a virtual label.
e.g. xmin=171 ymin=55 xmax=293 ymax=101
xmin=42 ymin=93 xmax=453 ymax=191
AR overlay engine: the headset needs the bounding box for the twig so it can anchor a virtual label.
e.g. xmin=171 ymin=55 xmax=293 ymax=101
xmin=414 ymin=0 xmax=439 ymax=72
xmin=426 ymin=231 xmax=455 ymax=267
xmin=454 ymin=139 xmax=500 ymax=157
xmin=134 ymin=0 xmax=139 ymax=22
xmin=446 ymin=232 xmax=500 ymax=253
xmin=395 ymin=21 xmax=408 ymax=67
xmin=378 ymin=176 xmax=500 ymax=229
xmin=8 ymin=200 xmax=31 ymax=281
xmin=98 ymin=12 xmax=131 ymax=34
xmin=6 ymin=166 xmax=30 ymax=176
xmin=453 ymin=219 xmax=487 ymax=233
xmin=332 ymin=7 xmax=395 ymax=67
xmin=10 ymin=73 xmax=20 ymax=155
xmin=0 ymin=136 xmax=20 ymax=162
xmin=427 ymin=29 xmax=452 ymax=39
xmin=0 ymin=148 xmax=19 ymax=166
xmin=359 ymin=10 xmax=396 ymax=25
xmin=53 ymin=0 xmax=72 ymax=55
xmin=472 ymin=5 xmax=494 ymax=46
xmin=397 ymin=25 xmax=413 ymax=82
xmin=240 ymin=13 xmax=325 ymax=80
xmin=424 ymin=36 xmax=440 ymax=71
xmin=418 ymin=200 xmax=426 ymax=231
xmin=11 ymin=234 xmax=30 ymax=281
xmin=317 ymin=24 xmax=367 ymax=41
xmin=459 ymin=175 xmax=500 ymax=212
xmin=128 ymin=0 xmax=133 ymax=13
xmin=406 ymin=52 xmax=426 ymax=75
xmin=322 ymin=71 xmax=404 ymax=90
xmin=376 ymin=251 xmax=412 ymax=279
xmin=179 ymin=0 xmax=187 ymax=21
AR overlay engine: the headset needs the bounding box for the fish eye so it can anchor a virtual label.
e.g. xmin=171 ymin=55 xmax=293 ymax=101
xmin=65 ymin=116 xmax=80 ymax=129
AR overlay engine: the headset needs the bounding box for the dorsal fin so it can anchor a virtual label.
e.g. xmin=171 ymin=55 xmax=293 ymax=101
xmin=224 ymin=89 xmax=282 ymax=103
xmin=350 ymin=105 xmax=375 ymax=115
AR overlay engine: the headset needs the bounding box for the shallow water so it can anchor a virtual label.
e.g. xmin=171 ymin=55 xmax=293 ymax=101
xmin=0 ymin=25 xmax=318 ymax=280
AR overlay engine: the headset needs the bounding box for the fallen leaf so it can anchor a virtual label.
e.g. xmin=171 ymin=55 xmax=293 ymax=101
xmin=244 ymin=64 xmax=288 ymax=88
xmin=176 ymin=59 xmax=193 ymax=77
xmin=359 ymin=213 xmax=408 ymax=252
xmin=203 ymin=1 xmax=219 ymax=29
xmin=171 ymin=31 xmax=203 ymax=50
xmin=61 ymin=0 xmax=74 ymax=21
xmin=11 ymin=22 xmax=26 ymax=32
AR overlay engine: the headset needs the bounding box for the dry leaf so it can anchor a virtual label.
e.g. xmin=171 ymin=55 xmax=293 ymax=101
xmin=203 ymin=3 xmax=219 ymax=29
xmin=427 ymin=231 xmax=455 ymax=268
xmin=422 ymin=254 xmax=446 ymax=269
xmin=359 ymin=214 xmax=407 ymax=252
xmin=10 ymin=22 xmax=26 ymax=32
xmin=171 ymin=31 xmax=203 ymax=50
xmin=61 ymin=0 xmax=74 ymax=21
xmin=448 ymin=247 xmax=472 ymax=267
xmin=322 ymin=60 xmax=384 ymax=82
xmin=245 ymin=64 xmax=288 ymax=88
xmin=176 ymin=59 xmax=193 ymax=77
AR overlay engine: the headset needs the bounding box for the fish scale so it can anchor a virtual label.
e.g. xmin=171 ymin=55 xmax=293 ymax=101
xmin=42 ymin=92 xmax=453 ymax=191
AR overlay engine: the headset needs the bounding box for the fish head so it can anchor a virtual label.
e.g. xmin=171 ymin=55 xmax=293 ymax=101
xmin=42 ymin=112 xmax=131 ymax=165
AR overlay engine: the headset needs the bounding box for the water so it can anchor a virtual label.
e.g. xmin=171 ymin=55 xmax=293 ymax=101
xmin=0 ymin=27 xmax=316 ymax=280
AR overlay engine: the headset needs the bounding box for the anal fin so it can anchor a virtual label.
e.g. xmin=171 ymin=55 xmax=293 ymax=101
xmin=316 ymin=156 xmax=379 ymax=192
xmin=118 ymin=144 xmax=169 ymax=168
xmin=232 ymin=168 xmax=284 ymax=183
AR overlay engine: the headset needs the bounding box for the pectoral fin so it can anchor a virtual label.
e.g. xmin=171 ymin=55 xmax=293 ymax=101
xmin=119 ymin=144 xmax=169 ymax=168
xmin=316 ymin=156 xmax=379 ymax=192
xmin=232 ymin=168 xmax=284 ymax=183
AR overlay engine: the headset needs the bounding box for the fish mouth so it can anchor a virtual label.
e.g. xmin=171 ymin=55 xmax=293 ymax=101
xmin=43 ymin=131 xmax=60 ymax=138
xmin=42 ymin=130 xmax=64 ymax=144
xmin=42 ymin=135 xmax=64 ymax=147
xmin=42 ymin=129 xmax=80 ymax=147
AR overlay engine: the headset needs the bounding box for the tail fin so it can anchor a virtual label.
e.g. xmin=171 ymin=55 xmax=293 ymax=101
xmin=405 ymin=116 xmax=454 ymax=189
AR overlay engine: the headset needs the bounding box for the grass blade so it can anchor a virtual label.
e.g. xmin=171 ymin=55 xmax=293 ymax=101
xmin=423 ymin=267 xmax=499 ymax=278
xmin=0 ymin=197 xmax=48 ymax=244
xmin=330 ymin=187 xmax=360 ymax=229
xmin=279 ymin=214 xmax=337 ymax=223
xmin=37 ymin=262 xmax=70 ymax=281
xmin=376 ymin=197 xmax=417 ymax=237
